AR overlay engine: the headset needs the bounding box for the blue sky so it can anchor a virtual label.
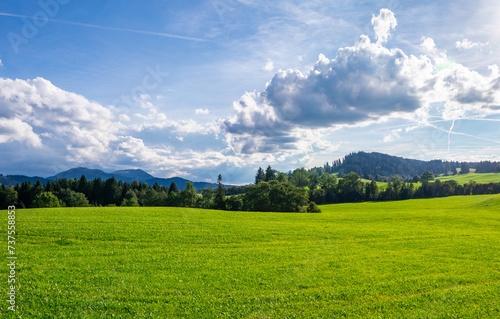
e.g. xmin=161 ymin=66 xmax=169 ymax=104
xmin=0 ymin=0 xmax=499 ymax=184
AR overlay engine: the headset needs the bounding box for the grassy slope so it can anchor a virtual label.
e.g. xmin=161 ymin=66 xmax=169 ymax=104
xmin=365 ymin=172 xmax=500 ymax=191
xmin=435 ymin=172 xmax=500 ymax=184
xmin=1 ymin=195 xmax=499 ymax=318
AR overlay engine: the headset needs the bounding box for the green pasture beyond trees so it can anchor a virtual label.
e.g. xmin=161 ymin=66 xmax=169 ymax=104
xmin=1 ymin=195 xmax=500 ymax=318
xmin=362 ymin=172 xmax=500 ymax=191
xmin=435 ymin=172 xmax=500 ymax=184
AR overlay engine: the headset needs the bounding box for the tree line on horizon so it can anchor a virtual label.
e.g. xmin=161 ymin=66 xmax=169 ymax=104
xmin=1 ymin=163 xmax=500 ymax=212
xmin=310 ymin=152 xmax=500 ymax=180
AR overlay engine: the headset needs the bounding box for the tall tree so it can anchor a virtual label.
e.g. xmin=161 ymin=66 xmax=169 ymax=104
xmin=365 ymin=180 xmax=379 ymax=201
xmin=181 ymin=182 xmax=197 ymax=207
xmin=103 ymin=177 xmax=122 ymax=206
xmin=17 ymin=181 xmax=34 ymax=208
xmin=214 ymin=174 xmax=226 ymax=210
xmin=77 ymin=175 xmax=89 ymax=196
xmin=168 ymin=182 xmax=178 ymax=194
xmin=460 ymin=162 xmax=470 ymax=174
xmin=337 ymin=172 xmax=364 ymax=203
xmin=265 ymin=166 xmax=277 ymax=182
xmin=309 ymin=172 xmax=319 ymax=189
xmin=289 ymin=168 xmax=310 ymax=188
xmin=277 ymin=172 xmax=288 ymax=183
xmin=255 ymin=167 xmax=265 ymax=184
xmin=90 ymin=178 xmax=104 ymax=206
xmin=421 ymin=170 xmax=434 ymax=182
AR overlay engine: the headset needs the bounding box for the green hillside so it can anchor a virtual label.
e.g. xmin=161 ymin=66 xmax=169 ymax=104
xmin=435 ymin=172 xmax=500 ymax=184
xmin=2 ymin=195 xmax=499 ymax=317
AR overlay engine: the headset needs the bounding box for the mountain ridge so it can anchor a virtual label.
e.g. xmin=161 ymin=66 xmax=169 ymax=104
xmin=0 ymin=167 xmax=218 ymax=190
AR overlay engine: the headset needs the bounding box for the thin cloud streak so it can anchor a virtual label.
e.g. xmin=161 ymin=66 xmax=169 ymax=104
xmin=426 ymin=122 xmax=500 ymax=145
xmin=448 ymin=119 xmax=456 ymax=151
xmin=0 ymin=12 xmax=213 ymax=43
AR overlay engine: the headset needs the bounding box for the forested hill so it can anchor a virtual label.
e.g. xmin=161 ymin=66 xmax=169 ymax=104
xmin=321 ymin=152 xmax=461 ymax=178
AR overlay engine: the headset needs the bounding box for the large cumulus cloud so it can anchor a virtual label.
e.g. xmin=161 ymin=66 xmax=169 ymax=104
xmin=223 ymin=9 xmax=500 ymax=155
xmin=0 ymin=77 xmax=121 ymax=163
xmin=223 ymin=35 xmax=434 ymax=154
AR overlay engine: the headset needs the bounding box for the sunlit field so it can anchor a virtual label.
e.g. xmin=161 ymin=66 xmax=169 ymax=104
xmin=435 ymin=172 xmax=500 ymax=184
xmin=2 ymin=195 xmax=499 ymax=318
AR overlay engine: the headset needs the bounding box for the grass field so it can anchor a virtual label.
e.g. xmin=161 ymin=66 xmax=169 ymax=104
xmin=1 ymin=195 xmax=500 ymax=318
xmin=435 ymin=172 xmax=500 ymax=184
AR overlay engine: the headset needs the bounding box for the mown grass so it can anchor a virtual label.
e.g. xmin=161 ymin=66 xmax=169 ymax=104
xmin=1 ymin=195 xmax=499 ymax=318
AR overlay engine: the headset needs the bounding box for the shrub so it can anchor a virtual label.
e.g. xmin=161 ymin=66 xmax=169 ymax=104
xmin=306 ymin=202 xmax=322 ymax=213
xmin=31 ymin=192 xmax=60 ymax=208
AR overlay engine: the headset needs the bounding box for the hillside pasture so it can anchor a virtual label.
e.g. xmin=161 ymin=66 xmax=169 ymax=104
xmin=435 ymin=172 xmax=500 ymax=184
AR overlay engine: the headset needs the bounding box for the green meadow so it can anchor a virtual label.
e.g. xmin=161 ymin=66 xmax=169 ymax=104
xmin=435 ymin=172 xmax=500 ymax=184
xmin=1 ymin=195 xmax=500 ymax=318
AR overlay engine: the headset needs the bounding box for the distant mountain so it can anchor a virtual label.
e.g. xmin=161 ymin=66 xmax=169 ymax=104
xmin=0 ymin=167 xmax=218 ymax=190
xmin=48 ymin=167 xmax=122 ymax=182
xmin=0 ymin=175 xmax=50 ymax=187
xmin=112 ymin=169 xmax=154 ymax=181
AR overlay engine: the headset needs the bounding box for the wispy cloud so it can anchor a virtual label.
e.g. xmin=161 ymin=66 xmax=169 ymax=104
xmin=455 ymin=38 xmax=490 ymax=50
xmin=0 ymin=12 xmax=213 ymax=42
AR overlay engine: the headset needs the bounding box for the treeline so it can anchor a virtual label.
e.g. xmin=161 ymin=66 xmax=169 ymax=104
xmin=251 ymin=167 xmax=500 ymax=205
xmin=476 ymin=161 xmax=500 ymax=173
xmin=0 ymin=174 xmax=318 ymax=213
xmin=307 ymin=152 xmax=490 ymax=179
xmin=309 ymin=172 xmax=500 ymax=204
xmin=0 ymin=176 xmax=197 ymax=209
xmin=2 ymin=166 xmax=500 ymax=212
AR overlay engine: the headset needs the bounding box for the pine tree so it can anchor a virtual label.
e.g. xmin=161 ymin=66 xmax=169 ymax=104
xmin=255 ymin=167 xmax=265 ymax=184
xmin=265 ymin=166 xmax=276 ymax=182
xmin=460 ymin=162 xmax=470 ymax=174
xmin=214 ymin=174 xmax=226 ymax=210
xmin=77 ymin=175 xmax=89 ymax=197
xmin=168 ymin=182 xmax=178 ymax=194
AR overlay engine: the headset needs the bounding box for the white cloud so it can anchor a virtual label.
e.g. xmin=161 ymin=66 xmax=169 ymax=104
xmin=223 ymin=32 xmax=434 ymax=154
xmin=456 ymin=38 xmax=490 ymax=50
xmin=432 ymin=63 xmax=500 ymax=119
xmin=383 ymin=128 xmax=403 ymax=143
xmin=0 ymin=77 xmax=120 ymax=162
xmin=119 ymin=114 xmax=131 ymax=122
xmin=371 ymin=8 xmax=397 ymax=44
xmin=124 ymin=95 xmax=218 ymax=136
xmin=0 ymin=78 xmax=232 ymax=178
xmin=262 ymin=59 xmax=274 ymax=71
xmin=420 ymin=36 xmax=436 ymax=52
xmin=195 ymin=108 xmax=209 ymax=115
xmin=113 ymin=135 xmax=246 ymax=179
xmin=0 ymin=117 xmax=42 ymax=147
